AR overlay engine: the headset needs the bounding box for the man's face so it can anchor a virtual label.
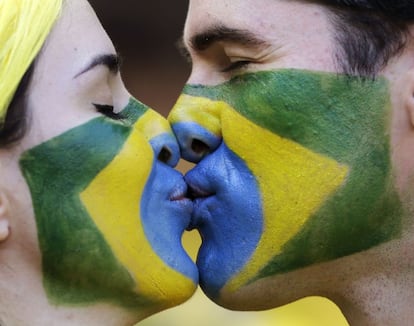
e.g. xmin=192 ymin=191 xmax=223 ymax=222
xmin=169 ymin=0 xmax=406 ymax=309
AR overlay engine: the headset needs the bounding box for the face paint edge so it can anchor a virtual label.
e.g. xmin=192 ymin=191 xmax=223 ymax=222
xmin=81 ymin=113 xmax=197 ymax=304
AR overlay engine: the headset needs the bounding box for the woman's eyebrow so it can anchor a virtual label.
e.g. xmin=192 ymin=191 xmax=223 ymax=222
xmin=74 ymin=53 xmax=122 ymax=78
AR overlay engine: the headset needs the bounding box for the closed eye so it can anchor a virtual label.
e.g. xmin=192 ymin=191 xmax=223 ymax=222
xmin=93 ymin=103 xmax=124 ymax=120
xmin=221 ymin=60 xmax=251 ymax=72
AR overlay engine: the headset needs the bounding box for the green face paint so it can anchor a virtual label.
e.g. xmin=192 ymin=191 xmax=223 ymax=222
xmin=20 ymin=98 xmax=197 ymax=310
xmin=169 ymin=69 xmax=405 ymax=299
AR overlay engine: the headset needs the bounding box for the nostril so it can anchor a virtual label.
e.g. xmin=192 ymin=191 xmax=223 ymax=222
xmin=172 ymin=124 xmax=221 ymax=163
xmin=157 ymin=146 xmax=172 ymax=164
xmin=191 ymin=139 xmax=210 ymax=156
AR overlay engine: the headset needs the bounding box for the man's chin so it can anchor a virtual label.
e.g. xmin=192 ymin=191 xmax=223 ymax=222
xmin=200 ymin=271 xmax=312 ymax=311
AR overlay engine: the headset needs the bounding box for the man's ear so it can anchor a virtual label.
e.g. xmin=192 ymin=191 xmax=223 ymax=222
xmin=0 ymin=192 xmax=11 ymax=242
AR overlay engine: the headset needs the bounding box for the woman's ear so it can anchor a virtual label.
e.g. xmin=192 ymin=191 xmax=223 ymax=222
xmin=407 ymin=81 xmax=414 ymax=128
xmin=0 ymin=192 xmax=11 ymax=242
xmin=401 ymin=69 xmax=414 ymax=127
xmin=405 ymin=28 xmax=414 ymax=127
xmin=394 ymin=66 xmax=414 ymax=129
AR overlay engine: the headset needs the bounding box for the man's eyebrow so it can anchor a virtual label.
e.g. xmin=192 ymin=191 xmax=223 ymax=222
xmin=74 ymin=53 xmax=122 ymax=78
xmin=189 ymin=25 xmax=269 ymax=52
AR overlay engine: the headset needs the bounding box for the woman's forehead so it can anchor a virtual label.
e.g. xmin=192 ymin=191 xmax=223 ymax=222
xmin=38 ymin=0 xmax=115 ymax=79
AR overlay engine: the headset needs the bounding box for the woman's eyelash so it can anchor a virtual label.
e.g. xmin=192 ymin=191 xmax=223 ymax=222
xmin=93 ymin=103 xmax=124 ymax=120
xmin=222 ymin=60 xmax=251 ymax=73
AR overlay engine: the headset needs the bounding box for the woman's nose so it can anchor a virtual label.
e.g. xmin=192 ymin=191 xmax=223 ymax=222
xmin=134 ymin=108 xmax=180 ymax=167
xmin=168 ymin=94 xmax=223 ymax=163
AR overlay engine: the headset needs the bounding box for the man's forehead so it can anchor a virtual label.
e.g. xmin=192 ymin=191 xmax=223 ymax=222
xmin=183 ymin=0 xmax=332 ymax=47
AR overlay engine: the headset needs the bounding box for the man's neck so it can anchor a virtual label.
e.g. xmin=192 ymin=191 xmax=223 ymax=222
xmin=331 ymin=234 xmax=414 ymax=326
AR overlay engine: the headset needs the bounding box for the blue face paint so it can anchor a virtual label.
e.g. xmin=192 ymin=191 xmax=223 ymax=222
xmin=185 ymin=142 xmax=262 ymax=299
xmin=141 ymin=160 xmax=198 ymax=282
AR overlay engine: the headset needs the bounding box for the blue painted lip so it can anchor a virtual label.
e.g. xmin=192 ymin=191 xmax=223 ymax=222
xmin=185 ymin=178 xmax=215 ymax=230
xmin=190 ymin=196 xmax=215 ymax=231
xmin=141 ymin=161 xmax=198 ymax=283
xmin=168 ymin=180 xmax=194 ymax=220
xmin=182 ymin=142 xmax=263 ymax=298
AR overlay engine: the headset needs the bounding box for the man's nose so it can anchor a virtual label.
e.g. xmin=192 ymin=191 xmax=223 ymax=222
xmin=134 ymin=108 xmax=180 ymax=167
xmin=168 ymin=94 xmax=223 ymax=163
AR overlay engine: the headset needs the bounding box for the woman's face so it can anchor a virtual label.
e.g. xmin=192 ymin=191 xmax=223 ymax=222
xmin=1 ymin=0 xmax=197 ymax=314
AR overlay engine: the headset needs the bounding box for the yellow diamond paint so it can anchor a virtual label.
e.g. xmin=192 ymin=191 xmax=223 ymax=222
xmin=222 ymin=106 xmax=349 ymax=292
xmin=135 ymin=109 xmax=174 ymax=140
xmin=175 ymin=96 xmax=349 ymax=293
xmin=170 ymin=94 xmax=223 ymax=137
xmin=80 ymin=112 xmax=194 ymax=303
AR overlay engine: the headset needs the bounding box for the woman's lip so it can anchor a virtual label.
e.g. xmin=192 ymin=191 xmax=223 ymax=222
xmin=168 ymin=182 xmax=194 ymax=229
xmin=169 ymin=182 xmax=190 ymax=201
xmin=169 ymin=188 xmax=187 ymax=201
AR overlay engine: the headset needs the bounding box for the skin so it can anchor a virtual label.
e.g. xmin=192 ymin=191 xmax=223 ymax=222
xmin=168 ymin=0 xmax=414 ymax=325
xmin=0 ymin=0 xmax=197 ymax=325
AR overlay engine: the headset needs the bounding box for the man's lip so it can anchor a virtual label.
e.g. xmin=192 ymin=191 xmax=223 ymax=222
xmin=184 ymin=178 xmax=215 ymax=230
xmin=185 ymin=174 xmax=215 ymax=200
xmin=187 ymin=184 xmax=214 ymax=200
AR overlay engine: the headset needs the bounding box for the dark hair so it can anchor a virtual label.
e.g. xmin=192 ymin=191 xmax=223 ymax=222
xmin=311 ymin=0 xmax=414 ymax=77
xmin=0 ymin=62 xmax=34 ymax=148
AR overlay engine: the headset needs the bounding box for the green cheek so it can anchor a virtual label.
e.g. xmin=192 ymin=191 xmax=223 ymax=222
xmin=183 ymin=69 xmax=404 ymax=280
xmin=19 ymin=99 xmax=154 ymax=308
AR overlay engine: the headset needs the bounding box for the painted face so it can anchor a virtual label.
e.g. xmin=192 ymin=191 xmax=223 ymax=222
xmin=20 ymin=97 xmax=197 ymax=309
xmin=170 ymin=69 xmax=404 ymax=301
xmin=1 ymin=0 xmax=197 ymax=315
xmin=169 ymin=0 xmax=407 ymax=308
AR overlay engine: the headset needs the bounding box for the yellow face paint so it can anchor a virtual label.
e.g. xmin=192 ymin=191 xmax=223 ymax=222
xmin=220 ymin=103 xmax=349 ymax=293
xmin=81 ymin=111 xmax=195 ymax=304
xmin=169 ymin=95 xmax=222 ymax=137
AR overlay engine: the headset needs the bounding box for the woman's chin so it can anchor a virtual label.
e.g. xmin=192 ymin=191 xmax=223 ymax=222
xmin=170 ymin=240 xmax=199 ymax=286
xmin=155 ymin=254 xmax=198 ymax=308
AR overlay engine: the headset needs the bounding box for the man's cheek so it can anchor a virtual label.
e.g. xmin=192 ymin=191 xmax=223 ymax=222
xmin=170 ymin=69 xmax=404 ymax=298
xmin=219 ymin=107 xmax=349 ymax=293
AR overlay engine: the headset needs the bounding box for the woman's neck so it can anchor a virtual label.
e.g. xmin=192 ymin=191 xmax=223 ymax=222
xmin=0 ymin=255 xmax=148 ymax=325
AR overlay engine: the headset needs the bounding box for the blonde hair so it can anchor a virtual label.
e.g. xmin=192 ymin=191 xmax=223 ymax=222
xmin=0 ymin=0 xmax=62 ymax=126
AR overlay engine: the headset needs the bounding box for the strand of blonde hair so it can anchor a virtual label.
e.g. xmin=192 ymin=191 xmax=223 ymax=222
xmin=0 ymin=0 xmax=62 ymax=126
